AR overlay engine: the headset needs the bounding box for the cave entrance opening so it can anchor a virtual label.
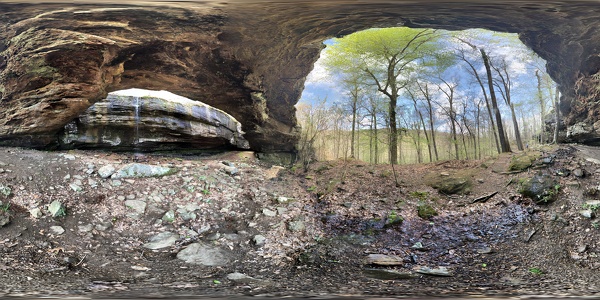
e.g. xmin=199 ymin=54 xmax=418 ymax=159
xmin=59 ymin=88 xmax=250 ymax=153
xmin=297 ymin=27 xmax=558 ymax=165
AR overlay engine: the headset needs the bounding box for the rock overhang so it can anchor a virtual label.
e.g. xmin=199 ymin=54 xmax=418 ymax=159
xmin=1 ymin=0 xmax=600 ymax=152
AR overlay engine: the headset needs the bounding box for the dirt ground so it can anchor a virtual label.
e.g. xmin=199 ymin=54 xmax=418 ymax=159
xmin=0 ymin=145 xmax=599 ymax=298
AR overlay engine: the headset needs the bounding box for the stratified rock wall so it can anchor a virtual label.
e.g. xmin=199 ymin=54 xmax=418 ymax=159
xmin=1 ymin=1 xmax=600 ymax=151
xmin=60 ymin=88 xmax=249 ymax=151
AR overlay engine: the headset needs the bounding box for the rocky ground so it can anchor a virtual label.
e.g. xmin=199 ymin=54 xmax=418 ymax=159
xmin=0 ymin=145 xmax=600 ymax=298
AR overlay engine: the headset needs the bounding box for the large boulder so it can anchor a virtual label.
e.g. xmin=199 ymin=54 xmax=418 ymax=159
xmin=519 ymin=173 xmax=560 ymax=204
xmin=60 ymin=89 xmax=249 ymax=151
xmin=425 ymin=171 xmax=473 ymax=195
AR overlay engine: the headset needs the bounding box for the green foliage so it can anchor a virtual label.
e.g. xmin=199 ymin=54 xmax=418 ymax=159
xmin=384 ymin=210 xmax=404 ymax=227
xmin=0 ymin=202 xmax=10 ymax=212
xmin=417 ymin=202 xmax=438 ymax=219
xmin=528 ymin=267 xmax=543 ymax=275
xmin=409 ymin=191 xmax=429 ymax=201
xmin=583 ymin=202 xmax=600 ymax=212
xmin=307 ymin=186 xmax=317 ymax=192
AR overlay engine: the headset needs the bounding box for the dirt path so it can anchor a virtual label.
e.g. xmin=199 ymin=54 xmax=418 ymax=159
xmin=0 ymin=146 xmax=599 ymax=298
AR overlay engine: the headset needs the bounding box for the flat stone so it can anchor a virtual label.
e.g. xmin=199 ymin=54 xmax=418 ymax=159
xmin=176 ymin=242 xmax=230 ymax=266
xmin=262 ymin=208 xmax=276 ymax=217
xmin=227 ymin=272 xmax=263 ymax=283
xmin=124 ymin=200 xmax=147 ymax=214
xmin=78 ymin=224 xmax=94 ymax=232
xmin=111 ymin=163 xmax=176 ymax=179
xmin=414 ymin=266 xmax=453 ymax=277
xmin=573 ymin=168 xmax=585 ymax=177
xmin=363 ymin=268 xmax=417 ymax=280
xmin=29 ymin=208 xmax=42 ymax=219
xmin=69 ymin=183 xmax=82 ymax=192
xmin=162 ymin=210 xmax=175 ymax=223
xmin=580 ymin=209 xmax=593 ymax=219
xmin=253 ymin=234 xmax=266 ymax=246
xmin=50 ymin=226 xmax=65 ymax=235
xmin=143 ymin=232 xmax=179 ymax=250
xmin=287 ymin=220 xmax=305 ymax=232
xmin=98 ymin=165 xmax=116 ymax=179
xmin=366 ymin=254 xmax=404 ymax=266
xmin=47 ymin=200 xmax=66 ymax=217
xmin=0 ymin=211 xmax=11 ymax=227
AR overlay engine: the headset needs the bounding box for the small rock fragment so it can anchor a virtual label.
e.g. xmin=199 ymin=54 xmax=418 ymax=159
xmin=366 ymin=254 xmax=404 ymax=266
xmin=48 ymin=200 xmax=66 ymax=217
xmin=262 ymin=208 xmax=276 ymax=217
xmin=414 ymin=266 xmax=452 ymax=277
xmin=143 ymin=232 xmax=179 ymax=250
xmin=50 ymin=226 xmax=65 ymax=235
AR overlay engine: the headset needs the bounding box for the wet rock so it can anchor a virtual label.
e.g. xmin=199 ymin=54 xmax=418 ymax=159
xmin=60 ymin=88 xmax=250 ymax=151
xmin=47 ymin=200 xmax=66 ymax=217
xmin=363 ymin=268 xmax=417 ymax=280
xmin=112 ymin=163 xmax=177 ymax=179
xmin=98 ymin=165 xmax=116 ymax=179
xmin=143 ymin=232 xmax=179 ymax=250
xmin=176 ymin=242 xmax=230 ymax=266
xmin=366 ymin=254 xmax=404 ymax=266
xmin=124 ymin=200 xmax=146 ymax=214
xmin=414 ymin=266 xmax=453 ymax=277
xmin=50 ymin=226 xmax=65 ymax=235
xmin=519 ymin=173 xmax=560 ymax=204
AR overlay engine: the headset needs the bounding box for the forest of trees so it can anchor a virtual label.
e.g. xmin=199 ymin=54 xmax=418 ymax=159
xmin=297 ymin=28 xmax=560 ymax=166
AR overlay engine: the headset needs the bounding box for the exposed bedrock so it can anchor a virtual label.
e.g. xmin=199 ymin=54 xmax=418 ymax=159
xmin=60 ymin=88 xmax=249 ymax=151
xmin=1 ymin=1 xmax=600 ymax=152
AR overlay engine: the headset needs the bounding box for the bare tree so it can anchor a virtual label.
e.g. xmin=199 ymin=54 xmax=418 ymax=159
xmin=481 ymin=48 xmax=511 ymax=153
xmin=492 ymin=58 xmax=524 ymax=151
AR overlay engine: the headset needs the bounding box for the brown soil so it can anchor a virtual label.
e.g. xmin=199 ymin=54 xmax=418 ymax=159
xmin=0 ymin=145 xmax=599 ymax=298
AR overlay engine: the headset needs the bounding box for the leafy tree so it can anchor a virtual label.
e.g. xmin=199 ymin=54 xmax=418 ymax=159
xmin=324 ymin=27 xmax=443 ymax=164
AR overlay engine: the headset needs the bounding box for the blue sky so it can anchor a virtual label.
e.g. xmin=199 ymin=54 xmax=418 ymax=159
xmin=298 ymin=28 xmax=552 ymax=114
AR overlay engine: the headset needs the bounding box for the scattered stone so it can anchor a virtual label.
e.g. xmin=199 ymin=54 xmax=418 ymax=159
xmin=143 ymin=232 xmax=179 ymax=250
xmin=62 ymin=154 xmax=76 ymax=161
xmin=366 ymin=254 xmax=404 ymax=266
xmin=47 ymin=200 xmax=66 ymax=217
xmin=253 ymin=235 xmax=266 ymax=246
xmin=0 ymin=211 xmax=11 ymax=227
xmin=0 ymin=184 xmax=11 ymax=198
xmin=541 ymin=157 xmax=554 ymax=164
xmin=417 ymin=203 xmax=438 ymax=219
xmin=111 ymin=163 xmax=177 ymax=179
xmin=222 ymin=165 xmax=239 ymax=176
xmin=29 ymin=208 xmax=42 ymax=219
xmin=262 ymin=208 xmax=277 ymax=217
xmin=519 ymin=174 xmax=559 ymax=204
xmin=573 ymin=168 xmax=585 ymax=178
xmin=287 ymin=220 xmax=305 ymax=232
xmin=424 ymin=171 xmax=473 ymax=195
xmin=98 ymin=165 xmax=116 ymax=178
xmin=69 ymin=183 xmax=83 ymax=192
xmin=111 ymin=180 xmax=122 ymax=187
xmin=78 ymin=224 xmax=94 ymax=232
xmin=206 ymin=232 xmax=221 ymax=241
xmin=343 ymin=202 xmax=353 ymax=208
xmin=265 ymin=166 xmax=285 ymax=179
xmin=276 ymin=196 xmax=291 ymax=204
xmin=385 ymin=211 xmax=403 ymax=227
xmin=131 ymin=265 xmax=151 ymax=271
xmin=95 ymin=223 xmax=111 ymax=231
xmin=476 ymin=246 xmax=493 ymax=254
xmin=0 ymin=161 xmax=6 ymax=166
xmin=509 ymin=154 xmax=535 ymax=171
xmin=363 ymin=268 xmax=417 ymax=280
xmin=411 ymin=242 xmax=425 ymax=250
xmin=276 ymin=207 xmax=287 ymax=215
xmin=162 ymin=210 xmax=175 ymax=223
xmin=580 ymin=210 xmax=593 ymax=219
xmin=124 ymin=200 xmax=147 ymax=214
xmin=50 ymin=226 xmax=65 ymax=235
xmin=176 ymin=242 xmax=230 ymax=266
xmin=414 ymin=266 xmax=452 ymax=277
xmin=227 ymin=272 xmax=263 ymax=284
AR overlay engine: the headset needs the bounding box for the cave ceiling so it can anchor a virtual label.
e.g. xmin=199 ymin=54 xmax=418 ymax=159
xmin=1 ymin=1 xmax=600 ymax=151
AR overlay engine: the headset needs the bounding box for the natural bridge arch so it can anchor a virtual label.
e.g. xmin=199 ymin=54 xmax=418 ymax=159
xmin=1 ymin=1 xmax=599 ymax=152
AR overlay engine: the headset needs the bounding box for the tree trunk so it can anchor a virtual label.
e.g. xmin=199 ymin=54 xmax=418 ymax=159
xmin=509 ymin=103 xmax=524 ymax=150
xmin=535 ymin=70 xmax=546 ymax=144
xmin=481 ymin=48 xmax=511 ymax=153
xmin=389 ymin=95 xmax=398 ymax=165
xmin=554 ymin=86 xmax=560 ymax=144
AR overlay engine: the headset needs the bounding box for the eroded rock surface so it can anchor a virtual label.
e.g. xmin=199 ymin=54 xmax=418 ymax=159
xmin=1 ymin=1 xmax=600 ymax=150
xmin=60 ymin=88 xmax=249 ymax=151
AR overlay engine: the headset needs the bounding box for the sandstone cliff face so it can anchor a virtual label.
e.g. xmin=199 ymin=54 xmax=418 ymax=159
xmin=60 ymin=88 xmax=249 ymax=151
xmin=1 ymin=1 xmax=600 ymax=151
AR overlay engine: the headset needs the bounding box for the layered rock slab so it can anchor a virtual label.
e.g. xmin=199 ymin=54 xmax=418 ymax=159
xmin=60 ymin=88 xmax=249 ymax=151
